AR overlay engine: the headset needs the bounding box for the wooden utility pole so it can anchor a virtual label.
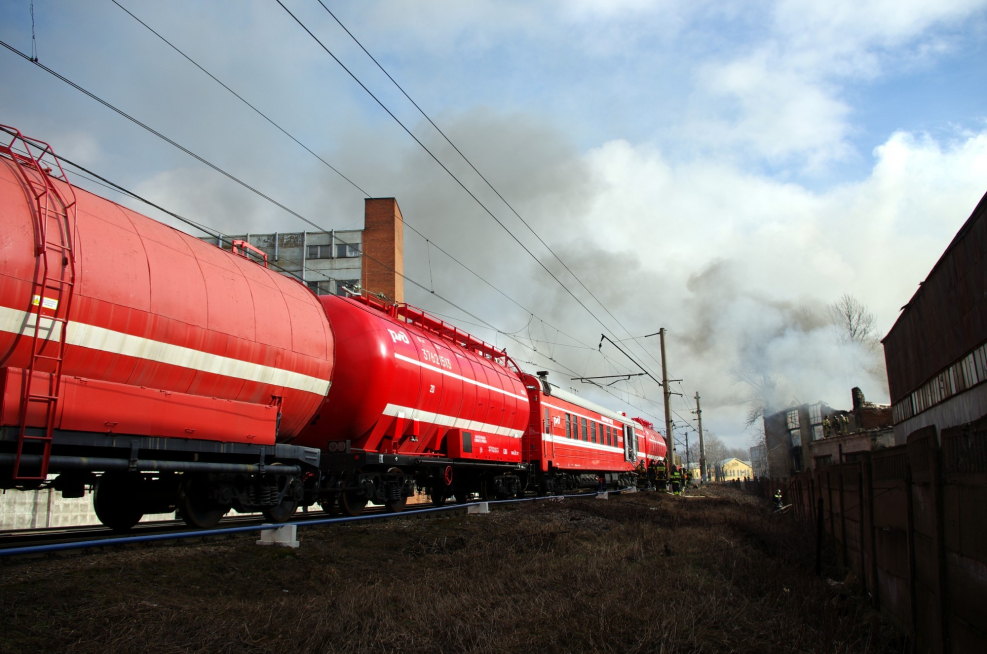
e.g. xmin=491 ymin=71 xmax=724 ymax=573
xmin=659 ymin=328 xmax=674 ymax=468
xmin=695 ymin=392 xmax=707 ymax=482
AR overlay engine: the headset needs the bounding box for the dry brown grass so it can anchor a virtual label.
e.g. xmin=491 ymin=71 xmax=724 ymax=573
xmin=0 ymin=487 xmax=902 ymax=653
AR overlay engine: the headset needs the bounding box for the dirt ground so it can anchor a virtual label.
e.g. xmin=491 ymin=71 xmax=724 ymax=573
xmin=0 ymin=487 xmax=903 ymax=654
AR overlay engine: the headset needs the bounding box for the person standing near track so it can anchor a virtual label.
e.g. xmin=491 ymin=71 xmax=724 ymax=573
xmin=670 ymin=465 xmax=682 ymax=495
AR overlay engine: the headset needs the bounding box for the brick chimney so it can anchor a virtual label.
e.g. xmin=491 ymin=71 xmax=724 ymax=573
xmin=362 ymin=198 xmax=404 ymax=303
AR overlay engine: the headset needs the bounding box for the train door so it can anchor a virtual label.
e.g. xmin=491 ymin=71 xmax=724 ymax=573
xmin=623 ymin=424 xmax=637 ymax=462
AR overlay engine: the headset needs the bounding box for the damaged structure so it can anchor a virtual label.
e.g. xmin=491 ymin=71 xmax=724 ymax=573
xmin=762 ymin=387 xmax=893 ymax=478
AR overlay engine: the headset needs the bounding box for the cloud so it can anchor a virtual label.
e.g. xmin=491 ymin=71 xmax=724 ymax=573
xmin=343 ymin=111 xmax=987 ymax=448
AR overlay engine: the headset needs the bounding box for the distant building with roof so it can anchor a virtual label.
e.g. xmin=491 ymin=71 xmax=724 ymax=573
xmin=716 ymin=458 xmax=753 ymax=482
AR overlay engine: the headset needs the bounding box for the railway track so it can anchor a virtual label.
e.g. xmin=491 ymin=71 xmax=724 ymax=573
xmin=0 ymin=506 xmax=392 ymax=551
xmin=0 ymin=489 xmax=627 ymax=558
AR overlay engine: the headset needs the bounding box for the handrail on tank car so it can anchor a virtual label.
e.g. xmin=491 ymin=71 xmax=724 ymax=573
xmin=350 ymin=296 xmax=523 ymax=373
xmin=0 ymin=488 xmax=635 ymax=558
xmin=231 ymin=239 xmax=269 ymax=268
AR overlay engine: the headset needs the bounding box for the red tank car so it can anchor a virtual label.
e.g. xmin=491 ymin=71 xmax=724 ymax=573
xmin=630 ymin=417 xmax=667 ymax=464
xmin=520 ymin=371 xmax=666 ymax=492
xmin=0 ymin=126 xmax=326 ymax=529
xmin=295 ymin=295 xmax=529 ymax=514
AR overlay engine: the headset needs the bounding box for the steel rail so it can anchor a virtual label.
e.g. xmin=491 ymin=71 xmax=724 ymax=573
xmin=0 ymin=489 xmax=632 ymax=558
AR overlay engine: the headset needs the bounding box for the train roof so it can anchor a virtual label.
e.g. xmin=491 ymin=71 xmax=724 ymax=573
xmin=542 ymin=383 xmax=638 ymax=427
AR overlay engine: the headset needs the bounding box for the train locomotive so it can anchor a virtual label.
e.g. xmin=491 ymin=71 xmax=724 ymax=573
xmin=0 ymin=126 xmax=666 ymax=531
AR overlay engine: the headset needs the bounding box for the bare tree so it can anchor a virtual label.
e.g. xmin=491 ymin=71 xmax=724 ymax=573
xmin=827 ymin=294 xmax=877 ymax=346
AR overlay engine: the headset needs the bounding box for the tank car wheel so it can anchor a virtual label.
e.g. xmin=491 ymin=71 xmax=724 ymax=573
xmin=177 ymin=473 xmax=227 ymax=529
xmin=93 ymin=472 xmax=144 ymax=532
xmin=262 ymin=480 xmax=301 ymax=523
xmin=262 ymin=495 xmax=299 ymax=523
xmin=385 ymin=496 xmax=407 ymax=513
xmin=339 ymin=491 xmax=367 ymax=516
xmin=429 ymin=486 xmax=447 ymax=507
xmin=320 ymin=497 xmax=340 ymax=516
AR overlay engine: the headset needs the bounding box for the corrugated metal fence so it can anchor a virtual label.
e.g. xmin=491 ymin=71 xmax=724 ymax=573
xmin=737 ymin=415 xmax=987 ymax=654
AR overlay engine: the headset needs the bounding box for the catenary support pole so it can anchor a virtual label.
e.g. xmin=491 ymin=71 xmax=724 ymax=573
xmin=695 ymin=391 xmax=706 ymax=482
xmin=659 ymin=328 xmax=674 ymax=469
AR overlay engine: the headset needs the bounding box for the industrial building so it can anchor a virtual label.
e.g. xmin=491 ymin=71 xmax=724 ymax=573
xmin=762 ymin=387 xmax=893 ymax=478
xmin=202 ymin=197 xmax=406 ymax=303
xmin=882 ymin=191 xmax=987 ymax=445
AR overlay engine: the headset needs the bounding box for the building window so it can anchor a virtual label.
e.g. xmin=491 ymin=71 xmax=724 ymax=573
xmin=307 ymin=244 xmax=333 ymax=259
xmin=336 ymin=242 xmax=359 ymax=258
xmin=786 ymin=410 xmax=800 ymax=430
xmin=789 ymin=429 xmax=801 ymax=448
xmin=809 ymin=404 xmax=822 ymax=425
xmin=812 ymin=425 xmax=824 ymax=441
xmin=307 ymin=280 xmax=331 ymax=295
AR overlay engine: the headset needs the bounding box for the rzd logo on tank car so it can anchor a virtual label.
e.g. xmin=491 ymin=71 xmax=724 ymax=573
xmin=387 ymin=329 xmax=411 ymax=344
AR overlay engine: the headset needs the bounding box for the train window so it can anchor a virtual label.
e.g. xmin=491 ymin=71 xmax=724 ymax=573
xmin=591 ymin=421 xmax=597 ymax=443
xmin=544 ymin=408 xmax=550 ymax=433
xmin=581 ymin=417 xmax=588 ymax=441
xmin=566 ymin=414 xmax=571 ymax=438
xmin=606 ymin=425 xmax=611 ymax=446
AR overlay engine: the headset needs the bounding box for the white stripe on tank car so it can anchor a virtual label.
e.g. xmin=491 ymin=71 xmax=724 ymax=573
xmin=541 ymin=433 xmax=625 ymax=455
xmin=393 ymin=352 xmax=527 ymax=401
xmin=0 ymin=304 xmax=332 ymax=396
xmin=381 ymin=403 xmax=523 ymax=439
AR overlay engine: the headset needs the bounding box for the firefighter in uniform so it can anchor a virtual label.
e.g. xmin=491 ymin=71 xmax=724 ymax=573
xmin=774 ymin=488 xmax=783 ymax=510
xmin=646 ymin=459 xmax=657 ymax=489
xmin=670 ymin=466 xmax=682 ymax=495
xmin=656 ymin=460 xmax=667 ymax=491
xmin=635 ymin=460 xmax=647 ymax=487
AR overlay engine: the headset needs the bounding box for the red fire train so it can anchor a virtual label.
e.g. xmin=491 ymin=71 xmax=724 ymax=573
xmin=0 ymin=126 xmax=665 ymax=531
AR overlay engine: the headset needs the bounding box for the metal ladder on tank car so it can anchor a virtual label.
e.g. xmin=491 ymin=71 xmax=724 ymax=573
xmin=0 ymin=125 xmax=78 ymax=481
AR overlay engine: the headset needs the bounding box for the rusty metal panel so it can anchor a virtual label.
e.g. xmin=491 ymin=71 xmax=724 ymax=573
xmin=883 ymin=191 xmax=987 ymax=405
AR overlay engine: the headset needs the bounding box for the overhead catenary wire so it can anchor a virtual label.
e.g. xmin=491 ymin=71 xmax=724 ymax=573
xmin=275 ymin=1 xmax=667 ymax=385
xmin=107 ymin=1 xmax=655 ymax=396
xmin=0 ymin=36 xmax=589 ymax=359
xmin=1 ymin=28 xmax=663 ymax=424
xmin=98 ymin=3 xmax=603 ymax=361
xmin=314 ymin=0 xmax=668 ymax=381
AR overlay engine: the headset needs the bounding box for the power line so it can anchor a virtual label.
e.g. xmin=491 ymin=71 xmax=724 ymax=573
xmin=1 ymin=32 xmax=664 ymax=425
xmin=276 ymin=1 xmax=665 ymax=382
xmin=102 ymin=3 xmax=604 ymax=362
xmin=315 ymin=0 xmax=668 ymax=382
xmin=110 ymin=0 xmax=367 ymax=196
